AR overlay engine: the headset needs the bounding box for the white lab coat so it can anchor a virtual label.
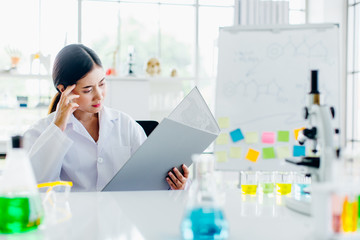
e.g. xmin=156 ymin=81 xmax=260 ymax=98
xmin=24 ymin=106 xmax=147 ymax=192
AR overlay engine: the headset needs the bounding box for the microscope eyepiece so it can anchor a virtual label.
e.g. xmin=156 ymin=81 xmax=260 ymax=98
xmin=310 ymin=70 xmax=320 ymax=94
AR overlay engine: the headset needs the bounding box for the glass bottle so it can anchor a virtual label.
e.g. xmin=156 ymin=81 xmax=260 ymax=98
xmin=0 ymin=135 xmax=44 ymax=234
xmin=181 ymin=154 xmax=228 ymax=240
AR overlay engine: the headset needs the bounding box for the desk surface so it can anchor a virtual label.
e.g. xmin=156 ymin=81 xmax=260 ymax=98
xmin=0 ymin=190 xmax=315 ymax=240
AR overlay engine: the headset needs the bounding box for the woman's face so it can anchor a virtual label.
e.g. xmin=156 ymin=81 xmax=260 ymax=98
xmin=72 ymin=66 xmax=106 ymax=114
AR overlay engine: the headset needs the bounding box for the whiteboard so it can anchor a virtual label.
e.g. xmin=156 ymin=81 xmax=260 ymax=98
xmin=214 ymin=24 xmax=340 ymax=171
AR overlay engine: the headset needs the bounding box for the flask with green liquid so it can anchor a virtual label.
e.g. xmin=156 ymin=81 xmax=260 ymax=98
xmin=0 ymin=135 xmax=43 ymax=234
xmin=181 ymin=154 xmax=228 ymax=240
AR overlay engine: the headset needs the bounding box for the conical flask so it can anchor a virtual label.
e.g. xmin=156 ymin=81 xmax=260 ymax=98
xmin=0 ymin=135 xmax=44 ymax=233
xmin=181 ymin=154 xmax=228 ymax=240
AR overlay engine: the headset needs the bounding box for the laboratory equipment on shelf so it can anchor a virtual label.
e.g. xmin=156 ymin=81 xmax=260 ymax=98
xmin=0 ymin=135 xmax=44 ymax=234
xmin=181 ymin=154 xmax=228 ymax=240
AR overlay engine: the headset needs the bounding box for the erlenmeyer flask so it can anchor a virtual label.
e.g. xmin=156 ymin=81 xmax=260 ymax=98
xmin=181 ymin=154 xmax=228 ymax=240
xmin=0 ymin=135 xmax=44 ymax=233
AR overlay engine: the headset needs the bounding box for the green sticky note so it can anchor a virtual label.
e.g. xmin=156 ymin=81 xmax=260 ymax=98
xmin=216 ymin=133 xmax=229 ymax=145
xmin=262 ymin=147 xmax=276 ymax=159
xmin=229 ymin=147 xmax=242 ymax=159
xmin=245 ymin=132 xmax=258 ymax=144
xmin=276 ymin=146 xmax=290 ymax=159
xmin=218 ymin=117 xmax=230 ymax=129
xmin=277 ymin=131 xmax=290 ymax=142
xmin=215 ymin=151 xmax=228 ymax=162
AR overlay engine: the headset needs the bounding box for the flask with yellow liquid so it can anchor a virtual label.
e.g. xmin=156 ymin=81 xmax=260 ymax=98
xmin=0 ymin=135 xmax=44 ymax=234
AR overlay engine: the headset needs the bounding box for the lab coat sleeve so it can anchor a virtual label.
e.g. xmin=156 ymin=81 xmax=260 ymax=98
xmin=24 ymin=123 xmax=73 ymax=183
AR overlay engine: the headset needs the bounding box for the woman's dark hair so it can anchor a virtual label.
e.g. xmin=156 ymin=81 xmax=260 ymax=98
xmin=48 ymin=44 xmax=102 ymax=114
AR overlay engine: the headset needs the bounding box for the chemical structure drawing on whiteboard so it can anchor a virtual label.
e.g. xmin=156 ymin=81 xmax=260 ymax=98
xmin=222 ymin=77 xmax=286 ymax=102
xmin=267 ymin=36 xmax=331 ymax=64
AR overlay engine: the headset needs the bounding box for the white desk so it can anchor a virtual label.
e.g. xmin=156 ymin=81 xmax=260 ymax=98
xmin=1 ymin=190 xmax=315 ymax=240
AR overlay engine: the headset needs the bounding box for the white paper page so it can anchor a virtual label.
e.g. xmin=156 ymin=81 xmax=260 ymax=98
xmin=168 ymin=87 xmax=220 ymax=135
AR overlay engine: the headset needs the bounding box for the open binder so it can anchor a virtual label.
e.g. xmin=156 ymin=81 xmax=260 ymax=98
xmin=102 ymin=87 xmax=220 ymax=191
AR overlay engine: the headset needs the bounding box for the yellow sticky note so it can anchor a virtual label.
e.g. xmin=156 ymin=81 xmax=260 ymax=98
xmin=218 ymin=117 xmax=230 ymax=129
xmin=245 ymin=148 xmax=260 ymax=162
xmin=229 ymin=147 xmax=242 ymax=159
xmin=245 ymin=132 xmax=258 ymax=144
xmin=215 ymin=151 xmax=228 ymax=162
xmin=276 ymin=146 xmax=290 ymax=159
xmin=216 ymin=133 xmax=229 ymax=145
xmin=294 ymin=127 xmax=306 ymax=140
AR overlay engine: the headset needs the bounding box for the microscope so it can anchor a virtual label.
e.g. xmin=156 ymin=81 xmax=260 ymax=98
xmin=285 ymin=70 xmax=339 ymax=215
xmin=286 ymin=70 xmax=338 ymax=182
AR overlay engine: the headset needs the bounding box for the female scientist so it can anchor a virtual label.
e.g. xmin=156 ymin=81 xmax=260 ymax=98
xmin=24 ymin=44 xmax=189 ymax=191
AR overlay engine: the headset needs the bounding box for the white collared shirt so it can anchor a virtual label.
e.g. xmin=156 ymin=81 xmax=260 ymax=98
xmin=24 ymin=106 xmax=147 ymax=191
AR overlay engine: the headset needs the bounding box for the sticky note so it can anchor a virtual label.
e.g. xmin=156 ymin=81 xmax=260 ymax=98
xmin=229 ymin=147 xmax=242 ymax=158
xmin=262 ymin=132 xmax=275 ymax=144
xmin=245 ymin=132 xmax=258 ymax=144
xmin=262 ymin=147 xmax=276 ymax=159
xmin=294 ymin=127 xmax=306 ymax=140
xmin=230 ymin=128 xmax=244 ymax=142
xmin=216 ymin=133 xmax=229 ymax=145
xmin=293 ymin=145 xmax=306 ymax=157
xmin=218 ymin=117 xmax=230 ymax=129
xmin=245 ymin=148 xmax=260 ymax=162
xmin=215 ymin=151 xmax=228 ymax=162
xmin=277 ymin=131 xmax=290 ymax=142
xmin=276 ymin=146 xmax=290 ymax=159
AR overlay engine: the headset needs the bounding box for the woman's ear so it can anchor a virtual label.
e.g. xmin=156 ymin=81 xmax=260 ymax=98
xmin=57 ymin=84 xmax=65 ymax=93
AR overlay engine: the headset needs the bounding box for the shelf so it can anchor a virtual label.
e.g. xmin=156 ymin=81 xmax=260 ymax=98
xmin=0 ymin=106 xmax=48 ymax=110
xmin=0 ymin=73 xmax=198 ymax=83
xmin=0 ymin=73 xmax=51 ymax=80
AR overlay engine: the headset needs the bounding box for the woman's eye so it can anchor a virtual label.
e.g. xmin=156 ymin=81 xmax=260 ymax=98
xmin=83 ymin=89 xmax=92 ymax=93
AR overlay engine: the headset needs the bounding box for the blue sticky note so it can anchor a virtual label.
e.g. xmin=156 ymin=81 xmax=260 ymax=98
xmin=230 ymin=128 xmax=244 ymax=142
xmin=293 ymin=145 xmax=306 ymax=157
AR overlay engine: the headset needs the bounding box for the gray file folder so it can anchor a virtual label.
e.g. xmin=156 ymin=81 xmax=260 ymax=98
xmin=102 ymin=87 xmax=220 ymax=191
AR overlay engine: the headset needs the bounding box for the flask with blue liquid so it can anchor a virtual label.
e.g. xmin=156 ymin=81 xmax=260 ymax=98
xmin=181 ymin=154 xmax=228 ymax=240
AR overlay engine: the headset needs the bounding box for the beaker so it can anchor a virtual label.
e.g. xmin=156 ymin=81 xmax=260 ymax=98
xmin=293 ymin=172 xmax=311 ymax=198
xmin=240 ymin=171 xmax=258 ymax=195
xmin=275 ymin=172 xmax=292 ymax=195
xmin=258 ymin=171 xmax=275 ymax=195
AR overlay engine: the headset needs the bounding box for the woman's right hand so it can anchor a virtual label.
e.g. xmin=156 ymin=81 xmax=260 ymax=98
xmin=54 ymin=84 xmax=80 ymax=131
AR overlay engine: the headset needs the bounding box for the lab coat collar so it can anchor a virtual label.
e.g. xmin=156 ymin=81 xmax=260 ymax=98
xmin=98 ymin=106 xmax=117 ymax=151
xmin=65 ymin=106 xmax=118 ymax=147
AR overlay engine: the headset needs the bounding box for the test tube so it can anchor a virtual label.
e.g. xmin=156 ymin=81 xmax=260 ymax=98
xmin=275 ymin=172 xmax=292 ymax=195
xmin=240 ymin=171 xmax=258 ymax=195
xmin=332 ymin=194 xmax=342 ymax=233
xmin=341 ymin=195 xmax=358 ymax=233
xmin=258 ymin=171 xmax=274 ymax=195
xmin=358 ymin=194 xmax=360 ymax=231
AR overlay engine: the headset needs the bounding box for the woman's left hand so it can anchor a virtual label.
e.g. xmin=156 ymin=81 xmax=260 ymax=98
xmin=166 ymin=164 xmax=189 ymax=190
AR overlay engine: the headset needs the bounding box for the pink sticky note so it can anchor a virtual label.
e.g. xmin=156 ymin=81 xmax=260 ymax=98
xmin=262 ymin=132 xmax=275 ymax=144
